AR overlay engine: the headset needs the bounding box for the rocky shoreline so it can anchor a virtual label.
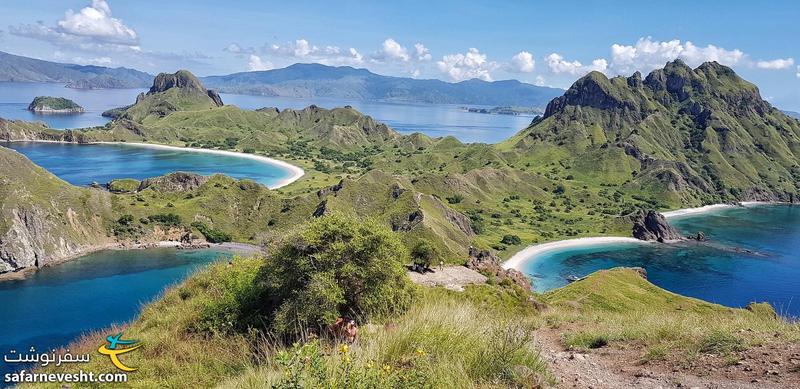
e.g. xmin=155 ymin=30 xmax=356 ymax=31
xmin=0 ymin=239 xmax=264 ymax=282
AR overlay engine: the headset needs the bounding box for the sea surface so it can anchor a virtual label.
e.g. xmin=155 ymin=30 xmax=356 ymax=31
xmin=519 ymin=205 xmax=800 ymax=316
xmin=0 ymin=248 xmax=230 ymax=379
xmin=0 ymin=82 xmax=533 ymax=143
xmin=3 ymin=142 xmax=294 ymax=188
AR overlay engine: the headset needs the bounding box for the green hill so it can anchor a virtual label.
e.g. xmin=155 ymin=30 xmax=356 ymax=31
xmin=0 ymin=146 xmax=112 ymax=273
xmin=500 ymin=60 xmax=800 ymax=205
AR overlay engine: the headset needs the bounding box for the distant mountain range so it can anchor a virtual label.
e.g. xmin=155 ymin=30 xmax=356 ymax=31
xmin=0 ymin=51 xmax=153 ymax=89
xmin=200 ymin=63 xmax=564 ymax=106
xmin=782 ymin=110 xmax=800 ymax=119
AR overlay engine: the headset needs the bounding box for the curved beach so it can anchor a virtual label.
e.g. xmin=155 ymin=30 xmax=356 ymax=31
xmin=661 ymin=204 xmax=735 ymax=218
xmin=502 ymin=237 xmax=647 ymax=270
xmin=101 ymin=142 xmax=305 ymax=189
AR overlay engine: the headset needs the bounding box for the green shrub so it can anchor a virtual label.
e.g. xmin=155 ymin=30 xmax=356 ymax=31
xmin=262 ymin=215 xmax=415 ymax=338
xmin=500 ymin=234 xmax=522 ymax=245
xmin=147 ymin=213 xmax=182 ymax=226
xmin=446 ymin=194 xmax=464 ymax=204
xmin=191 ymin=221 xmax=232 ymax=243
xmin=410 ymin=241 xmax=437 ymax=270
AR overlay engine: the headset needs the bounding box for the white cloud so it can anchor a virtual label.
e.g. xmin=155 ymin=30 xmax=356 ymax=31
xmin=510 ymin=51 xmax=535 ymax=73
xmin=414 ymin=43 xmax=431 ymax=61
xmin=223 ymin=43 xmax=256 ymax=55
xmin=248 ymin=55 xmax=273 ymax=71
xmin=534 ymin=75 xmax=546 ymax=86
xmin=72 ymin=55 xmax=113 ymax=65
xmin=268 ymin=38 xmax=363 ymax=65
xmin=8 ymin=0 xmax=151 ymax=56
xmin=57 ymin=0 xmax=137 ymax=44
xmin=756 ymin=58 xmax=795 ymax=70
xmin=545 ymin=53 xmax=606 ymax=75
xmin=373 ymin=38 xmax=410 ymax=62
xmin=608 ymin=37 xmax=745 ymax=75
xmin=436 ymin=48 xmax=496 ymax=81
xmin=797 ymin=66 xmax=800 ymax=78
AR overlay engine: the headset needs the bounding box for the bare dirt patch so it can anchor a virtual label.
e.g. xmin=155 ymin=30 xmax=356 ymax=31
xmin=535 ymin=327 xmax=799 ymax=388
xmin=407 ymin=265 xmax=487 ymax=291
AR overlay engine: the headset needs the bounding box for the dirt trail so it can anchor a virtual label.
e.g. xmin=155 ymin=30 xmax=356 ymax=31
xmin=535 ymin=328 xmax=797 ymax=388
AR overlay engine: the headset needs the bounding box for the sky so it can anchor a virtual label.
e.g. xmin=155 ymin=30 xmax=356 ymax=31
xmin=1 ymin=0 xmax=799 ymax=109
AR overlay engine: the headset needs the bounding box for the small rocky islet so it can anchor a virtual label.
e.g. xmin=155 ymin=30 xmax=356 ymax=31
xmin=27 ymin=96 xmax=84 ymax=114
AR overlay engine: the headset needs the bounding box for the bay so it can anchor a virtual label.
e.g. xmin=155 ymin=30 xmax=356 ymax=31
xmin=518 ymin=205 xmax=800 ymax=316
xmin=0 ymin=248 xmax=230 ymax=379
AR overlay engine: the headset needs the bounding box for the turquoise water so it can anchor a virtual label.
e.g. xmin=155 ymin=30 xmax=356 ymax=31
xmin=519 ymin=205 xmax=800 ymax=316
xmin=0 ymin=248 xmax=230 ymax=379
xmin=3 ymin=142 xmax=294 ymax=188
xmin=0 ymin=82 xmax=532 ymax=143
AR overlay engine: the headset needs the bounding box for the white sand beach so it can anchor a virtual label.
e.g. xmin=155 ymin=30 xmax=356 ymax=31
xmin=502 ymin=237 xmax=647 ymax=270
xmin=100 ymin=142 xmax=305 ymax=189
xmin=661 ymin=204 xmax=736 ymax=218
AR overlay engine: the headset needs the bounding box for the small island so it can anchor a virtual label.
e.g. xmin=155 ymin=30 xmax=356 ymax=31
xmin=27 ymin=96 xmax=85 ymax=114
xmin=461 ymin=105 xmax=543 ymax=116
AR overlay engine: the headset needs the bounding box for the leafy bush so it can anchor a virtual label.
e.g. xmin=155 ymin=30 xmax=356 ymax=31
xmin=112 ymin=214 xmax=142 ymax=238
xmin=500 ymin=234 xmax=522 ymax=245
xmin=261 ymin=215 xmax=415 ymax=338
xmin=446 ymin=194 xmax=464 ymax=204
xmin=410 ymin=241 xmax=438 ymax=270
xmin=191 ymin=221 xmax=232 ymax=243
xmin=147 ymin=213 xmax=182 ymax=226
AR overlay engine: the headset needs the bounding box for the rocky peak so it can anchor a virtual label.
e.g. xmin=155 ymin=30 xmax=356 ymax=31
xmin=148 ymin=70 xmax=223 ymax=107
xmin=544 ymin=71 xmax=632 ymax=117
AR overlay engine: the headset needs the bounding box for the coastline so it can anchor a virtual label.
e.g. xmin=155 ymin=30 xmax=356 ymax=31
xmin=502 ymin=237 xmax=647 ymax=271
xmin=1 ymin=139 xmax=305 ymax=189
xmin=0 ymin=240 xmax=263 ymax=282
xmin=100 ymin=142 xmax=305 ymax=189
xmin=501 ymin=201 xmax=785 ymax=272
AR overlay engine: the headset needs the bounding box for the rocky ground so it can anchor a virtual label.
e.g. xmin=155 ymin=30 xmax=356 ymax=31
xmin=407 ymin=265 xmax=487 ymax=291
xmin=535 ymin=327 xmax=799 ymax=388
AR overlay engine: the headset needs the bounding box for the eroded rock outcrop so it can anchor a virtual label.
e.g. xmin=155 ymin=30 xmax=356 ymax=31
xmin=138 ymin=172 xmax=209 ymax=192
xmin=465 ymin=246 xmax=532 ymax=291
xmin=629 ymin=210 xmax=683 ymax=242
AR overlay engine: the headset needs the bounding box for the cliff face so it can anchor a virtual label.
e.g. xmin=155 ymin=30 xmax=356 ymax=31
xmin=0 ymin=146 xmax=113 ymax=273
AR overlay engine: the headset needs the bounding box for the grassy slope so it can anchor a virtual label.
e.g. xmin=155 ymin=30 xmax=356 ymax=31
xmin=27 ymin=256 xmax=552 ymax=388
xmin=542 ymin=268 xmax=799 ymax=356
xmin=500 ymin=61 xmax=800 ymax=206
xmin=27 ymin=263 xmax=798 ymax=388
xmin=0 ymin=146 xmax=112 ymax=271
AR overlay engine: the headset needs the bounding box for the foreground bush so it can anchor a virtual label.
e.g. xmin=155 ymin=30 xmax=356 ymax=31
xmin=262 ymin=214 xmax=415 ymax=338
xmin=197 ymin=214 xmax=415 ymax=339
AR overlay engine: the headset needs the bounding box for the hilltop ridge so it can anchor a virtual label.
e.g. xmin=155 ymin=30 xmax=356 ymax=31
xmin=503 ymin=60 xmax=800 ymax=205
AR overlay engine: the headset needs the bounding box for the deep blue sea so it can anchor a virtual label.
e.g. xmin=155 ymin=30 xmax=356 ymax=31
xmin=0 ymin=248 xmax=230 ymax=379
xmin=0 ymin=82 xmax=533 ymax=143
xmin=519 ymin=205 xmax=800 ymax=316
xmin=3 ymin=142 xmax=294 ymax=188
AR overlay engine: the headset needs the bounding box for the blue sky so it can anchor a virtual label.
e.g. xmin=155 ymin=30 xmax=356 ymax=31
xmin=1 ymin=0 xmax=799 ymax=109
